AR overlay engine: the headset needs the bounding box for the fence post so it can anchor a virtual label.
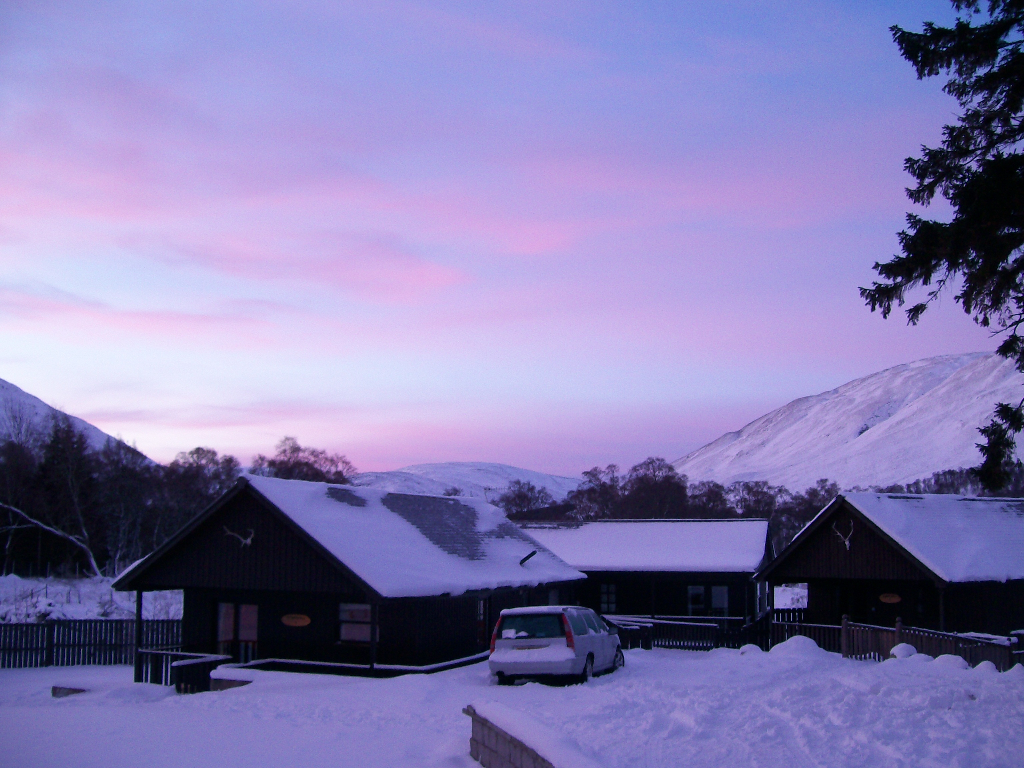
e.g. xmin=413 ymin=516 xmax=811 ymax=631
xmin=44 ymin=621 xmax=55 ymax=667
xmin=895 ymin=617 xmax=902 ymax=647
xmin=133 ymin=591 xmax=144 ymax=684
xmin=840 ymin=615 xmax=849 ymax=658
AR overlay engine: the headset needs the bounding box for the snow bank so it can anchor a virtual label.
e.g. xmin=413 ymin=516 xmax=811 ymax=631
xmin=469 ymin=701 xmax=603 ymax=768
xmin=3 ymin=643 xmax=1023 ymax=768
xmin=768 ymin=634 xmax=834 ymax=658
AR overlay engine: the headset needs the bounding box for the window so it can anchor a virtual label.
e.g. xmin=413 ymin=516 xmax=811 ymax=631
xmin=600 ymin=583 xmax=617 ymax=614
xmin=687 ymin=586 xmax=705 ymax=616
xmin=497 ymin=614 xmax=565 ymax=640
xmin=582 ymin=611 xmax=602 ymax=633
xmin=567 ymin=611 xmax=589 ymax=635
xmin=339 ymin=603 xmax=374 ymax=643
xmin=711 ymin=586 xmax=729 ymax=617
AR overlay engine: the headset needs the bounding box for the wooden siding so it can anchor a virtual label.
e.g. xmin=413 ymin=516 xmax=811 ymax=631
xmin=768 ymin=502 xmax=932 ymax=584
xmin=804 ymin=579 xmax=941 ymax=627
xmin=945 ymin=580 xmax=1024 ymax=636
xmin=132 ymin=491 xmax=361 ymax=594
xmin=574 ymin=571 xmax=755 ymax=619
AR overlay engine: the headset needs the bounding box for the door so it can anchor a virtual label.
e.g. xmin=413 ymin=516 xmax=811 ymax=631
xmin=581 ymin=610 xmax=611 ymax=669
xmin=217 ymin=602 xmax=258 ymax=662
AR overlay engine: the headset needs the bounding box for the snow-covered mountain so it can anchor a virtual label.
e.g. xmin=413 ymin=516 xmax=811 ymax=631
xmin=352 ymin=462 xmax=580 ymax=502
xmin=0 ymin=377 xmax=115 ymax=451
xmin=673 ymin=353 xmax=1024 ymax=491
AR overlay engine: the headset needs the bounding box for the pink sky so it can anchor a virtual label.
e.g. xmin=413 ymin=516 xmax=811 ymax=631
xmin=0 ymin=1 xmax=996 ymax=476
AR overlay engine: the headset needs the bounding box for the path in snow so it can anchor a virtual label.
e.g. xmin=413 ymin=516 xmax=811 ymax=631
xmin=1 ymin=639 xmax=1022 ymax=768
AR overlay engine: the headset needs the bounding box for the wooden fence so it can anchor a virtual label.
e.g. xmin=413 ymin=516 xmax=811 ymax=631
xmin=607 ymin=613 xmax=1019 ymax=671
xmin=0 ymin=620 xmax=181 ymax=669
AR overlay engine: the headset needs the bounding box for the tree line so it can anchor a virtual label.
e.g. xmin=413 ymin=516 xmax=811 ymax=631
xmin=0 ymin=409 xmax=354 ymax=578
xmin=498 ymin=456 xmax=1024 ymax=553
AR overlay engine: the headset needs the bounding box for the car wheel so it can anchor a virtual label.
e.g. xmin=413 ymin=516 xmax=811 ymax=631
xmin=612 ymin=647 xmax=624 ymax=670
xmin=578 ymin=655 xmax=593 ymax=684
xmin=496 ymin=673 xmax=512 ymax=686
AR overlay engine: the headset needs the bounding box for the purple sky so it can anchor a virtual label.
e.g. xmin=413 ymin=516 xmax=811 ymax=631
xmin=0 ymin=1 xmax=994 ymax=475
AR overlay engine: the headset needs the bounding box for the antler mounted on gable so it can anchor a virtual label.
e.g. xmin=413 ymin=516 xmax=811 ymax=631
xmin=832 ymin=520 xmax=853 ymax=551
xmin=224 ymin=526 xmax=254 ymax=547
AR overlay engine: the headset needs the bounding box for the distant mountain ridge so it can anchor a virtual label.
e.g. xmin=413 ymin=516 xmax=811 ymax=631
xmin=673 ymin=353 xmax=1024 ymax=491
xmin=0 ymin=377 xmax=116 ymax=451
xmin=352 ymin=462 xmax=580 ymax=502
xmin=0 ymin=377 xmax=580 ymax=500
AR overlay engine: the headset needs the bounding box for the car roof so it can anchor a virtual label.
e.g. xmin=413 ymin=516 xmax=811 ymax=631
xmin=499 ymin=605 xmax=589 ymax=616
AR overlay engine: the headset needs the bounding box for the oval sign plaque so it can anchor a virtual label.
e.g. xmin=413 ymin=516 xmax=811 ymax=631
xmin=281 ymin=614 xmax=311 ymax=627
xmin=879 ymin=593 xmax=901 ymax=604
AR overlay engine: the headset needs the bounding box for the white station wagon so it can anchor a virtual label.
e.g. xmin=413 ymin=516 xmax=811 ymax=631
xmin=488 ymin=605 xmax=624 ymax=684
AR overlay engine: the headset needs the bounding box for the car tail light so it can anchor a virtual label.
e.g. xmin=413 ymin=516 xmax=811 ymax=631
xmin=490 ymin=621 xmax=499 ymax=654
xmin=562 ymin=614 xmax=574 ymax=650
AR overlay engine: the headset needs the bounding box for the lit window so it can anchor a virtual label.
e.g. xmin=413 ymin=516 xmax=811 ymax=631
xmin=339 ymin=603 xmax=374 ymax=643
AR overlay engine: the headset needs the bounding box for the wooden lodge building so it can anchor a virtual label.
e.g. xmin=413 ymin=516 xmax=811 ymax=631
xmin=521 ymin=519 xmax=773 ymax=621
xmin=757 ymin=493 xmax=1024 ymax=635
xmin=113 ymin=476 xmax=584 ymax=668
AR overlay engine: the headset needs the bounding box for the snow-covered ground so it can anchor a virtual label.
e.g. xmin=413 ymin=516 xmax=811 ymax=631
xmin=674 ymin=352 xmax=1024 ymax=490
xmin=2 ymin=639 xmax=1022 ymax=768
xmin=0 ymin=575 xmax=182 ymax=622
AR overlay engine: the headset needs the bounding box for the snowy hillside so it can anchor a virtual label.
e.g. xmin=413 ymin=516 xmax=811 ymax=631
xmin=0 ymin=575 xmax=181 ymax=622
xmin=674 ymin=353 xmax=1024 ymax=490
xmin=352 ymin=462 xmax=580 ymax=502
xmin=0 ymin=377 xmax=115 ymax=451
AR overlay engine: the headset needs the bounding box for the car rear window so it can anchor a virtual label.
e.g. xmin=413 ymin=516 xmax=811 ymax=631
xmin=498 ymin=613 xmax=566 ymax=640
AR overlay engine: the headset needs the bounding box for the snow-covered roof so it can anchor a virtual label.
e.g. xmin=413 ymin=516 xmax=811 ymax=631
xmin=246 ymin=475 xmax=584 ymax=598
xmin=521 ymin=519 xmax=770 ymax=573
xmin=840 ymin=493 xmax=1024 ymax=583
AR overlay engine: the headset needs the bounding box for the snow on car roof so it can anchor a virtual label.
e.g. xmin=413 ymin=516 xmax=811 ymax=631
xmin=841 ymin=493 xmax=1024 ymax=583
xmin=246 ymin=475 xmax=585 ymax=598
xmin=499 ymin=605 xmax=575 ymax=615
xmin=521 ymin=519 xmax=770 ymax=573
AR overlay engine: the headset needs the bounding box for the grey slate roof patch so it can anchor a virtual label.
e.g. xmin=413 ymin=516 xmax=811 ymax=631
xmin=327 ymin=486 xmax=367 ymax=507
xmin=382 ymin=493 xmax=484 ymax=559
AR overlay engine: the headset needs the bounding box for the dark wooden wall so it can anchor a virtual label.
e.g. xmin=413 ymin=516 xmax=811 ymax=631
xmin=182 ymin=581 xmax=578 ymax=667
xmin=134 ymin=491 xmax=360 ymax=594
xmin=804 ymin=579 xmax=940 ymax=627
xmin=769 ymin=503 xmax=930 ymax=583
xmin=574 ymin=571 xmax=755 ymax=619
xmin=946 ymin=580 xmax=1024 ymax=636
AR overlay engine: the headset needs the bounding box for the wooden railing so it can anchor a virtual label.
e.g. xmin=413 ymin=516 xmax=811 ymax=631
xmin=135 ymin=649 xmax=231 ymax=693
xmin=0 ymin=620 xmax=181 ymax=669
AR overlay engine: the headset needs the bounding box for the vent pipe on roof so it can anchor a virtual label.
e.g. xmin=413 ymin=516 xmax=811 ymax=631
xmin=519 ymin=550 xmax=537 ymax=566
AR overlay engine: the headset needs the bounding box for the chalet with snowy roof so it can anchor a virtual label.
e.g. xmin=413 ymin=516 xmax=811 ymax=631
xmin=521 ymin=519 xmax=772 ymax=621
xmin=757 ymin=493 xmax=1024 ymax=635
xmin=113 ymin=475 xmax=584 ymax=668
